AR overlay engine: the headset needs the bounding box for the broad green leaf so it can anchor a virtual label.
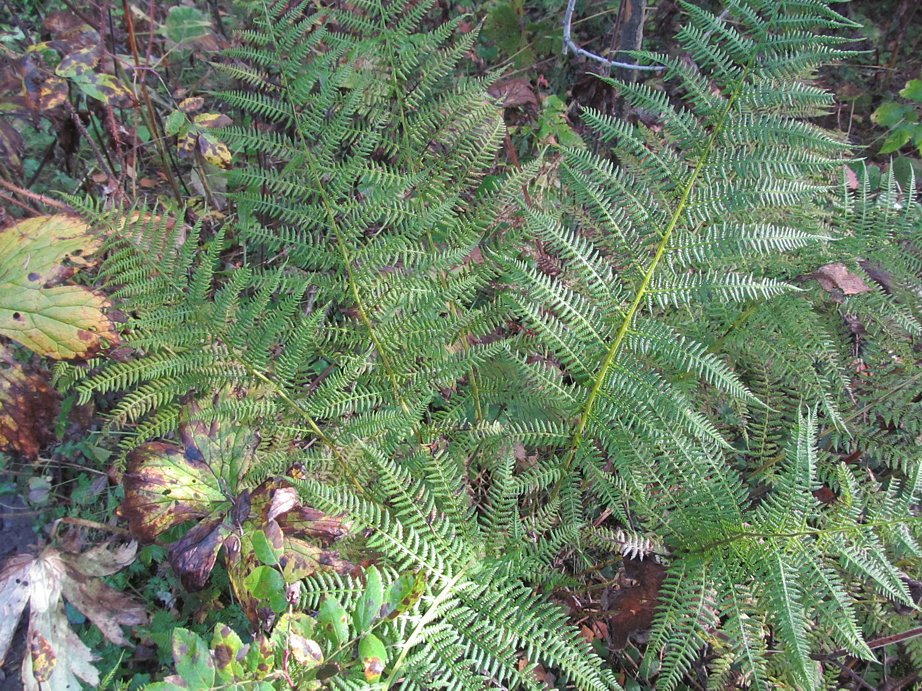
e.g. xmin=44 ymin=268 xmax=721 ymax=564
xmin=318 ymin=597 xmax=349 ymax=645
xmin=244 ymin=565 xmax=285 ymax=599
xmin=353 ymin=565 xmax=383 ymax=633
xmin=879 ymin=125 xmax=914 ymax=154
xmin=164 ymin=6 xmax=212 ymax=45
xmin=243 ymin=565 xmax=288 ymax=613
xmin=358 ymin=634 xmax=387 ymax=682
xmin=0 ymin=215 xmax=118 ymax=359
xmin=165 ymin=110 xmax=188 ymax=136
xmin=900 ymin=78 xmax=922 ymax=103
xmin=872 ymin=101 xmax=913 ymax=127
xmin=173 ymin=628 xmax=215 ymax=688
xmin=251 ymin=528 xmax=282 ymax=566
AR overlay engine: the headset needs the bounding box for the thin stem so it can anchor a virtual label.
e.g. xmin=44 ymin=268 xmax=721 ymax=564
xmin=243 ymin=365 xmax=366 ymax=496
xmin=0 ymin=178 xmax=74 ymax=212
xmin=383 ymin=566 xmax=470 ymax=689
xmin=549 ymin=61 xmax=753 ymax=500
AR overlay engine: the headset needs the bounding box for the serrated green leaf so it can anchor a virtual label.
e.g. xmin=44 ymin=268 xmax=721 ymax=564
xmin=164 ymin=6 xmax=212 ymax=45
xmin=880 ymin=125 xmax=915 ymax=154
xmin=872 ymin=101 xmax=912 ymax=127
xmin=165 ymin=110 xmax=188 ymax=136
xmin=251 ymin=528 xmax=282 ymax=566
xmin=243 ymin=565 xmax=285 ymax=599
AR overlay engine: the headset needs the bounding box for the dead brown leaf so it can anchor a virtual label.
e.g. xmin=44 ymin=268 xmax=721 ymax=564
xmin=0 ymin=344 xmax=59 ymax=461
xmin=812 ymin=263 xmax=872 ymax=297
xmin=606 ymin=557 xmax=667 ymax=649
xmin=0 ymin=540 xmax=145 ymax=690
xmin=489 ymin=78 xmax=538 ymax=109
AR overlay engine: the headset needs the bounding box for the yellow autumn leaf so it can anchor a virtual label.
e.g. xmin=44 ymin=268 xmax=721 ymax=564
xmin=0 ymin=215 xmax=118 ymax=359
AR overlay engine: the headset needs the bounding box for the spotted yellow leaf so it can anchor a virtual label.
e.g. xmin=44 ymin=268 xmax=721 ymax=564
xmin=0 ymin=215 xmax=118 ymax=359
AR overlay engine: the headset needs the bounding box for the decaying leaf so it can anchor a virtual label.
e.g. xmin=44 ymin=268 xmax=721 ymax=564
xmin=54 ymin=45 xmax=101 ymax=80
xmin=0 ymin=344 xmax=59 ymax=461
xmin=489 ymin=78 xmax=538 ymax=109
xmin=178 ymin=96 xmax=205 ymax=113
xmin=606 ymin=557 xmax=667 ymax=649
xmin=0 ymin=540 xmax=146 ymax=691
xmin=120 ymin=402 xmax=350 ymax=614
xmin=0 ymin=215 xmax=119 ymax=359
xmin=197 ymin=132 xmax=232 ymax=168
xmin=812 ymin=262 xmax=872 ymax=297
xmin=0 ymin=120 xmax=24 ymax=177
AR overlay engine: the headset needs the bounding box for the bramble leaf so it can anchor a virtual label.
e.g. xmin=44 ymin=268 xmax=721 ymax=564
xmin=353 ymin=565 xmax=383 ymax=633
xmin=318 ymin=597 xmax=349 ymax=646
xmin=899 ymin=78 xmax=922 ymax=103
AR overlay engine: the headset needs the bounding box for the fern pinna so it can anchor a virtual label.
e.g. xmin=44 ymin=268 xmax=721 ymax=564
xmin=61 ymin=0 xmax=922 ymax=688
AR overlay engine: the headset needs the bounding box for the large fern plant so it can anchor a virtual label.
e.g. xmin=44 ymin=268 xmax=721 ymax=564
xmin=61 ymin=0 xmax=921 ymax=688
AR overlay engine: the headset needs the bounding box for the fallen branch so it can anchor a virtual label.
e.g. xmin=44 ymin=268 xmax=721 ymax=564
xmin=0 ymin=178 xmax=75 ymax=213
xmin=562 ymin=0 xmax=664 ymax=72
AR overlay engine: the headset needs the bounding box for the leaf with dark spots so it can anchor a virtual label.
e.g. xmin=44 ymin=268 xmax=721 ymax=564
xmin=57 ymin=544 xmax=148 ymax=644
xmin=42 ymin=11 xmax=100 ymax=50
xmin=71 ymin=71 xmax=135 ymax=107
xmin=120 ymin=441 xmax=227 ymax=543
xmin=0 ymin=120 xmax=24 ymax=177
xmin=172 ymin=628 xmax=215 ymax=688
xmin=382 ymin=570 xmax=426 ymax=619
xmin=0 ymin=344 xmax=59 ymax=461
xmin=198 ymin=131 xmax=232 ymax=168
xmin=178 ymin=96 xmax=205 ymax=113
xmin=55 ymin=46 xmax=102 ymax=80
xmin=119 ymin=403 xmax=347 ymax=597
xmin=29 ymin=631 xmax=56 ymax=682
xmin=277 ymin=506 xmax=349 ymax=543
xmin=0 ymin=215 xmax=119 ymax=359
xmin=19 ymin=56 xmax=68 ymax=113
xmin=211 ymin=622 xmax=245 ymax=682
xmin=194 ymin=112 xmax=232 ymax=129
xmin=0 ymin=553 xmax=32 ymax=666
